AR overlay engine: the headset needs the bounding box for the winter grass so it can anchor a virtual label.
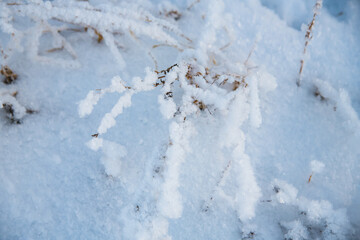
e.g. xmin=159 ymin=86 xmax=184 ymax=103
xmin=0 ymin=0 xmax=359 ymax=239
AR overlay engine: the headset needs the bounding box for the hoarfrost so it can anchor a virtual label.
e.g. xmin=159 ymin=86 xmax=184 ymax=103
xmin=281 ymin=220 xmax=309 ymax=240
xmin=101 ymin=140 xmax=127 ymax=178
xmin=310 ymin=160 xmax=325 ymax=174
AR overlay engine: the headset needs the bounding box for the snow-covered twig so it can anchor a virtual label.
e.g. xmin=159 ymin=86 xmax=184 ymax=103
xmin=272 ymin=179 xmax=352 ymax=239
xmin=77 ymin=0 xmax=277 ymax=238
xmin=0 ymin=89 xmax=26 ymax=123
xmin=297 ymin=0 xmax=323 ymax=87
xmin=1 ymin=1 xmax=190 ymax=69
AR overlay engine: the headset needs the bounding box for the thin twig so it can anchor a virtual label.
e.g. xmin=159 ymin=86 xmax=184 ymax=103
xmin=148 ymin=51 xmax=158 ymax=71
xmin=187 ymin=0 xmax=200 ymax=11
xmin=152 ymin=44 xmax=184 ymax=52
xmin=297 ymin=0 xmax=322 ymax=87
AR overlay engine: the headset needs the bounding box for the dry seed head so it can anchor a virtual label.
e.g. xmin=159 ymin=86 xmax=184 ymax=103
xmin=0 ymin=65 xmax=18 ymax=84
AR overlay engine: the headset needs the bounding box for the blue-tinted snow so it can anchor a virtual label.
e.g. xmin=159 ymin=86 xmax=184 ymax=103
xmin=0 ymin=0 xmax=359 ymax=239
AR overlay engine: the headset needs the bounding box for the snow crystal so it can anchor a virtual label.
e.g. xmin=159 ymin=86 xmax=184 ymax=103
xmin=101 ymin=31 xmax=126 ymax=70
xmin=158 ymin=178 xmax=184 ymax=219
xmin=220 ymin=93 xmax=249 ymax=149
xmin=2 ymin=0 xmax=358 ymax=239
xmin=310 ymin=160 xmax=325 ymax=174
xmin=44 ymin=1 xmax=52 ymax=11
xmin=301 ymin=199 xmax=333 ymax=222
xmin=86 ymin=137 xmax=103 ymax=151
xmin=313 ymin=78 xmax=360 ymax=131
xmin=52 ymin=155 xmax=62 ymax=165
xmin=78 ymin=90 xmax=103 ymax=118
xmin=249 ymin=75 xmax=262 ymax=128
xmin=133 ymin=67 xmax=157 ymax=91
xmin=196 ymin=0 xmax=226 ymax=65
xmin=281 ymin=220 xmax=309 ymax=240
xmin=158 ymin=121 xmax=196 ymax=219
xmin=258 ymin=70 xmax=277 ymax=93
xmin=234 ymin=154 xmax=262 ymax=221
xmin=151 ymin=217 xmax=171 ymax=240
xmin=272 ymin=179 xmax=353 ymax=239
xmin=101 ymin=140 xmax=127 ymax=178
xmin=217 ymin=89 xmax=262 ymax=222
xmin=137 ymin=217 xmax=171 ymax=240
xmin=110 ymin=76 xmax=127 ymax=93
xmin=97 ymin=92 xmax=133 ymax=134
xmin=0 ymin=91 xmax=27 ymax=120
xmin=272 ymin=179 xmax=298 ymax=204
xmin=158 ymin=95 xmax=177 ymax=120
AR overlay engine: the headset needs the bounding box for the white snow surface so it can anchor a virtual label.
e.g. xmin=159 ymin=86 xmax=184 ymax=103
xmin=0 ymin=0 xmax=360 ymax=239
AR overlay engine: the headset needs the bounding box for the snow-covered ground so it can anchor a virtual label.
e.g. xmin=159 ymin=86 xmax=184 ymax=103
xmin=0 ymin=0 xmax=359 ymax=239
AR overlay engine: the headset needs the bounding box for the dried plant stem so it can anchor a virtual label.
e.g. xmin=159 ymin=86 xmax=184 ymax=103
xmin=152 ymin=43 xmax=184 ymax=52
xmin=244 ymin=41 xmax=257 ymax=67
xmin=308 ymin=172 xmax=313 ymax=183
xmin=219 ymin=27 xmax=234 ymax=51
xmin=187 ymin=0 xmax=200 ymax=10
xmin=202 ymin=158 xmax=232 ymax=212
xmin=148 ymin=51 xmax=158 ymax=71
xmin=297 ymin=0 xmax=322 ymax=87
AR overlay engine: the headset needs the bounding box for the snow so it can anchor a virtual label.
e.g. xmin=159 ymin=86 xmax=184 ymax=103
xmin=1 ymin=0 xmax=360 ymax=239
xmin=249 ymin=75 xmax=262 ymax=128
xmin=310 ymin=160 xmax=325 ymax=174
xmin=0 ymin=89 xmax=27 ymax=120
xmin=100 ymin=140 xmax=127 ymax=178
xmin=281 ymin=220 xmax=309 ymax=240
xmin=97 ymin=92 xmax=133 ymax=134
xmin=272 ymin=179 xmax=299 ymax=204
xmin=313 ymin=78 xmax=360 ymax=131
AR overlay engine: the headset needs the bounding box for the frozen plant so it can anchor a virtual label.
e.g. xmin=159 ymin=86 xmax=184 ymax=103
xmin=78 ymin=0 xmax=279 ymax=238
xmin=79 ymin=54 xmax=277 ymax=238
xmin=281 ymin=220 xmax=309 ymax=240
xmin=297 ymin=0 xmax=323 ymax=87
xmin=0 ymin=66 xmax=34 ymax=123
xmin=0 ymin=88 xmax=27 ymax=123
xmin=0 ymin=65 xmax=18 ymax=84
xmin=272 ymin=179 xmax=353 ymax=239
xmin=307 ymin=159 xmax=325 ymax=183
xmin=313 ymin=78 xmax=360 ymax=132
xmin=0 ymin=0 xmax=190 ymax=123
xmin=0 ymin=0 xmax=190 ymax=69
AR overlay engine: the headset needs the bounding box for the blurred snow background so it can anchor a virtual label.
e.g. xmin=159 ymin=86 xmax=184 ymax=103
xmin=0 ymin=0 xmax=359 ymax=239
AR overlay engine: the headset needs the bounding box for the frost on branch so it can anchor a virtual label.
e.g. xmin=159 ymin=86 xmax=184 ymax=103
xmin=297 ymin=0 xmax=323 ymax=86
xmin=100 ymin=140 xmax=127 ymax=178
xmin=79 ymin=57 xmax=277 ymax=239
xmin=281 ymin=220 xmax=309 ymax=240
xmin=0 ymin=0 xmax=190 ymax=69
xmin=77 ymin=0 xmax=277 ymax=238
xmin=0 ymin=89 xmax=26 ymax=123
xmin=272 ymin=179 xmax=353 ymax=239
xmin=0 ymin=68 xmax=35 ymax=123
xmin=79 ymin=68 xmax=157 ymax=177
xmin=313 ymin=78 xmax=360 ymax=132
